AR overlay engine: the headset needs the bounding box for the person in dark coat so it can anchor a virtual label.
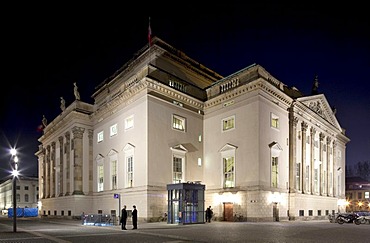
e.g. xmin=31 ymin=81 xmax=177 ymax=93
xmin=120 ymin=205 xmax=127 ymax=230
xmin=132 ymin=205 xmax=138 ymax=229
xmin=206 ymin=206 xmax=213 ymax=223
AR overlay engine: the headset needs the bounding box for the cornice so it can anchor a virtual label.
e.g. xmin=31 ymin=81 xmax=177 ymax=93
xmin=92 ymin=78 xmax=204 ymax=123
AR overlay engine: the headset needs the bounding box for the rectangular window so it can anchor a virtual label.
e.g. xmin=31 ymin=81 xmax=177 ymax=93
xmin=272 ymin=157 xmax=278 ymax=188
xmin=329 ymin=172 xmax=333 ymax=194
xmin=314 ymin=168 xmax=318 ymax=193
xmin=305 ymin=166 xmax=310 ymax=192
xmin=173 ymin=156 xmax=183 ymax=183
xmin=16 ymin=194 xmax=20 ymax=202
xmin=296 ymin=162 xmax=301 ymax=190
xmin=222 ymin=115 xmax=235 ymax=131
xmin=25 ymin=194 xmax=29 ymax=202
xmin=358 ymin=192 xmax=362 ymax=199
xmin=110 ymin=124 xmax=118 ymax=137
xmin=127 ymin=156 xmax=133 ymax=187
xmin=125 ymin=115 xmax=134 ymax=130
xmin=308 ymin=210 xmax=313 ymax=216
xmin=299 ymin=210 xmax=304 ymax=216
xmin=16 ymin=186 xmax=20 ymax=190
xmin=365 ymin=192 xmax=369 ymax=199
xmin=271 ymin=113 xmax=279 ymax=129
xmin=98 ymin=165 xmax=104 ymax=192
xmin=223 ymin=156 xmax=235 ymax=188
xmin=97 ymin=131 xmax=104 ymax=143
xmin=172 ymin=115 xmax=186 ymax=132
xmin=25 ymin=186 xmax=29 ymax=190
xmin=111 ymin=160 xmax=117 ymax=190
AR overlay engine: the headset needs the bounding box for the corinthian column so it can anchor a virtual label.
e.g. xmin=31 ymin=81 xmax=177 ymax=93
xmin=301 ymin=122 xmax=308 ymax=194
xmin=58 ymin=136 xmax=64 ymax=196
xmin=51 ymin=142 xmax=56 ymax=197
xmin=310 ymin=127 xmax=316 ymax=194
xmin=289 ymin=116 xmax=299 ymax=193
xmin=72 ymin=126 xmax=85 ymax=195
xmin=65 ymin=132 xmax=71 ymax=196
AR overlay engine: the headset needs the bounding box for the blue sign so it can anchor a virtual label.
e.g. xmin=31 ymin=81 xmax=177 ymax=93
xmin=114 ymin=193 xmax=119 ymax=199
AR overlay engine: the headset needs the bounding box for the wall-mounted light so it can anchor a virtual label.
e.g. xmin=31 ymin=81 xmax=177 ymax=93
xmin=198 ymin=158 xmax=202 ymax=167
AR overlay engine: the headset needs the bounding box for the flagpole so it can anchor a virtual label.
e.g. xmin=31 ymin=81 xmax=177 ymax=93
xmin=148 ymin=16 xmax=152 ymax=68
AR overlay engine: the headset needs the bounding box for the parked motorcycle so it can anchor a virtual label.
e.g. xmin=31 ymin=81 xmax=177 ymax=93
xmin=354 ymin=212 xmax=370 ymax=225
xmin=336 ymin=213 xmax=359 ymax=224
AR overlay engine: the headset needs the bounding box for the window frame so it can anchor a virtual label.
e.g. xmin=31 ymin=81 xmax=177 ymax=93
xmin=110 ymin=123 xmax=118 ymax=137
xmin=172 ymin=114 xmax=186 ymax=132
xmin=97 ymin=131 xmax=104 ymax=143
xmin=222 ymin=115 xmax=235 ymax=132
xmin=125 ymin=115 xmax=134 ymax=130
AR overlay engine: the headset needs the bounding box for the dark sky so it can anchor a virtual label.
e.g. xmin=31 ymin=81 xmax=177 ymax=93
xmin=1 ymin=3 xmax=369 ymax=180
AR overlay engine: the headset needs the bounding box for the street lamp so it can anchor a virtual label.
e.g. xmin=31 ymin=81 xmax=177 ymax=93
xmin=10 ymin=148 xmax=18 ymax=233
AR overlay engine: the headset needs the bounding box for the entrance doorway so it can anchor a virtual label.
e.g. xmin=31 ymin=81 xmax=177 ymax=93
xmin=223 ymin=203 xmax=233 ymax=221
xmin=273 ymin=202 xmax=279 ymax=221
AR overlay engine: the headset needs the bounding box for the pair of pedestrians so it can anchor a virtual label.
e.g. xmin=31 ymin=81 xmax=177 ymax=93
xmin=120 ymin=205 xmax=138 ymax=230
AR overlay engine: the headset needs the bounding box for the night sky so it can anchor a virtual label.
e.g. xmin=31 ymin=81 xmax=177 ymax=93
xmin=1 ymin=3 xmax=369 ymax=180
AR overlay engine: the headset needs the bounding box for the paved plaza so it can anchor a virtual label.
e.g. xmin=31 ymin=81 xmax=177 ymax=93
xmin=0 ymin=216 xmax=369 ymax=242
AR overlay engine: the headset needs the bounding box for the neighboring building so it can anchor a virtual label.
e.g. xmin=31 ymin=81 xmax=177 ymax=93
xmin=345 ymin=176 xmax=370 ymax=212
xmin=0 ymin=176 xmax=39 ymax=215
xmin=36 ymin=37 xmax=349 ymax=222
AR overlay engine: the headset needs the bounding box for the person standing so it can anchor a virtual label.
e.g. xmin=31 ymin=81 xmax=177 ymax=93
xmin=206 ymin=206 xmax=213 ymax=223
xmin=120 ymin=205 xmax=127 ymax=230
xmin=132 ymin=205 xmax=138 ymax=229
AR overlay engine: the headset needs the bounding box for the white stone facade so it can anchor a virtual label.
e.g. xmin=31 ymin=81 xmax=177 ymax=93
xmin=36 ymin=37 xmax=349 ymax=222
xmin=0 ymin=176 xmax=39 ymax=215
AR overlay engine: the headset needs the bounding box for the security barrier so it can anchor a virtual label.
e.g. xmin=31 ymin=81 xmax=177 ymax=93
xmin=82 ymin=214 xmax=117 ymax=226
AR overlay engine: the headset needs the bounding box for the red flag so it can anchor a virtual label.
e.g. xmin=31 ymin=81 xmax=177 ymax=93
xmin=36 ymin=124 xmax=44 ymax=132
xmin=148 ymin=17 xmax=152 ymax=46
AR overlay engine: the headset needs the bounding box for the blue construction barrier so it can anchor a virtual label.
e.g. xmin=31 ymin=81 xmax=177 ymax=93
xmin=8 ymin=208 xmax=38 ymax=218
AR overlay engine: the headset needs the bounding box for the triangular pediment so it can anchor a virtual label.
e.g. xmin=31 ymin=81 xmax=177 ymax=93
xmin=107 ymin=149 xmax=118 ymax=157
xmin=95 ymin=153 xmax=104 ymax=160
xmin=219 ymin=143 xmax=238 ymax=152
xmin=170 ymin=144 xmax=188 ymax=152
xmin=123 ymin=143 xmax=135 ymax=152
xmin=297 ymin=94 xmax=341 ymax=129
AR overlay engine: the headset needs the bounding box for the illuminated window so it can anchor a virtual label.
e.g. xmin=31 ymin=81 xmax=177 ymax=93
xmin=272 ymin=157 xmax=278 ymax=188
xmin=123 ymin=143 xmax=135 ymax=188
xmin=223 ymin=157 xmax=235 ymax=188
xmin=222 ymin=115 xmax=235 ymax=131
xmin=97 ymin=131 xmax=104 ymax=143
xmin=173 ymin=156 xmax=183 ymax=183
xmin=220 ymin=144 xmax=236 ymax=188
xmin=110 ymin=124 xmax=118 ymax=137
xmin=125 ymin=115 xmax=134 ymax=130
xmin=172 ymin=115 xmax=186 ymax=132
xmin=111 ymin=160 xmax=117 ymax=190
xmin=271 ymin=113 xmax=279 ymax=129
xmin=127 ymin=156 xmax=133 ymax=187
xmin=97 ymin=165 xmax=104 ymax=192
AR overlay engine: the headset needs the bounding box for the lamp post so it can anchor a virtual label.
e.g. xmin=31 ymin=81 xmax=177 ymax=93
xmin=10 ymin=148 xmax=18 ymax=233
